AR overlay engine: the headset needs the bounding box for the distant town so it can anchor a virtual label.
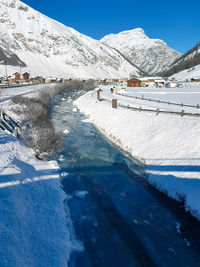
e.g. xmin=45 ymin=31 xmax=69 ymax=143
xmin=97 ymin=76 xmax=200 ymax=88
xmin=1 ymin=72 xmax=200 ymax=89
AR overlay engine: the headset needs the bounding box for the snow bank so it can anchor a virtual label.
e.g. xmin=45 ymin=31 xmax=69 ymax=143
xmin=74 ymin=86 xmax=200 ymax=220
xmin=0 ymin=130 xmax=75 ymax=266
xmin=0 ymin=84 xmax=79 ymax=266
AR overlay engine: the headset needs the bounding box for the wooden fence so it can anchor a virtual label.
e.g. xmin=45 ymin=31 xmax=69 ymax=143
xmin=102 ymin=98 xmax=200 ymax=118
xmin=0 ymin=109 xmax=20 ymax=137
xmin=116 ymin=92 xmax=200 ymax=109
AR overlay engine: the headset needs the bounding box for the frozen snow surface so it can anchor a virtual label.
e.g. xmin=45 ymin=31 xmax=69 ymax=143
xmin=101 ymin=28 xmax=181 ymax=75
xmin=74 ymin=86 xmax=200 ymax=220
xmin=0 ymin=0 xmax=141 ymax=79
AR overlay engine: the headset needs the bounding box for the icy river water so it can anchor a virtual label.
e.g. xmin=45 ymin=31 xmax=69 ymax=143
xmin=51 ymin=91 xmax=200 ymax=267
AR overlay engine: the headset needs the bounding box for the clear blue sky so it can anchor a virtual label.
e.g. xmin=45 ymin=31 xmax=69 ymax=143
xmin=23 ymin=0 xmax=200 ymax=54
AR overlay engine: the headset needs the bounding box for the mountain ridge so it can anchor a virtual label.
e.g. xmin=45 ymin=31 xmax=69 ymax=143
xmin=0 ymin=0 xmax=180 ymax=79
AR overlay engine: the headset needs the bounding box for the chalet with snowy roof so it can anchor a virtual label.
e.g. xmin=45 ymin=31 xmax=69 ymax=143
xmin=139 ymin=77 xmax=163 ymax=87
xmin=127 ymin=78 xmax=141 ymax=87
xmin=10 ymin=72 xmax=23 ymax=83
xmin=13 ymin=72 xmax=22 ymax=81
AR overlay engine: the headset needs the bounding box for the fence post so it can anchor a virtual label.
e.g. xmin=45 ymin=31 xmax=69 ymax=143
xmin=181 ymin=110 xmax=185 ymax=117
xmin=112 ymin=99 xmax=118 ymax=109
xmin=156 ymin=109 xmax=160 ymax=115
xmin=97 ymin=89 xmax=102 ymax=100
xmin=14 ymin=127 xmax=18 ymax=137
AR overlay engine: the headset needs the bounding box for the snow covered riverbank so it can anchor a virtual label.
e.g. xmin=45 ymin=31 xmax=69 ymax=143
xmin=0 ymin=84 xmax=76 ymax=266
xmin=0 ymin=130 xmax=72 ymax=266
xmin=74 ymin=86 xmax=200 ymax=220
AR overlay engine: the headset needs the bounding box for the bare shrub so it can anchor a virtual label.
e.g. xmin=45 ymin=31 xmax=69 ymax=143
xmin=10 ymin=80 xmax=96 ymax=158
xmin=53 ymin=79 xmax=96 ymax=93
xmin=23 ymin=121 xmax=63 ymax=158
xmin=11 ymin=94 xmax=62 ymax=158
xmin=26 ymin=102 xmax=47 ymax=124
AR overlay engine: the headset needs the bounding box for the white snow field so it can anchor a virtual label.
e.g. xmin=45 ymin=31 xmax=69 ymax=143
xmin=74 ymin=86 xmax=200 ymax=220
xmin=0 ymin=85 xmax=80 ymax=266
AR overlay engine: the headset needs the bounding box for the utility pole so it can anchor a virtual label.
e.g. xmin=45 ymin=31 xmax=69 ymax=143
xmin=4 ymin=60 xmax=8 ymax=85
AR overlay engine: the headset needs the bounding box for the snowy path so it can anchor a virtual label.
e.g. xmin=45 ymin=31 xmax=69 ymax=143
xmin=0 ymin=84 xmax=53 ymax=104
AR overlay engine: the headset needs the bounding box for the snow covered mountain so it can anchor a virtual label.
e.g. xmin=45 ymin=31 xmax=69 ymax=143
xmin=0 ymin=0 xmax=141 ymax=79
xmin=101 ymin=28 xmax=181 ymax=76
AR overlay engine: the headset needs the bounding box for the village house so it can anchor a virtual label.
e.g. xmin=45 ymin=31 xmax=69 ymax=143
xmin=103 ymin=78 xmax=114 ymax=84
xmin=22 ymin=72 xmax=30 ymax=82
xmin=0 ymin=77 xmax=9 ymax=85
xmin=191 ymin=78 xmax=200 ymax=82
xmin=96 ymin=79 xmax=103 ymax=84
xmin=10 ymin=72 xmax=23 ymax=84
xmin=139 ymin=77 xmax=165 ymax=87
xmin=155 ymin=79 xmax=165 ymax=88
xmin=32 ymin=76 xmax=45 ymax=84
xmin=45 ymin=77 xmax=57 ymax=84
xmin=119 ymin=78 xmax=126 ymax=83
xmin=127 ymin=78 xmax=141 ymax=87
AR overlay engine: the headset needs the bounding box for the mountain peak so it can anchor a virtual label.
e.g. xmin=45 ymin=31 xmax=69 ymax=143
xmin=101 ymin=29 xmax=181 ymax=75
xmin=120 ymin=28 xmax=146 ymax=36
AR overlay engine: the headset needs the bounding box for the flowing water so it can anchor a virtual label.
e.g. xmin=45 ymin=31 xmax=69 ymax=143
xmin=51 ymin=91 xmax=200 ymax=267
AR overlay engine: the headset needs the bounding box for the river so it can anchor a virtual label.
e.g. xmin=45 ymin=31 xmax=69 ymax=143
xmin=51 ymin=90 xmax=200 ymax=267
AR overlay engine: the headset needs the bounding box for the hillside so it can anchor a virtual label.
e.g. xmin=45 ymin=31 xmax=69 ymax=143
xmin=0 ymin=0 xmax=141 ymax=79
xmin=171 ymin=64 xmax=200 ymax=80
xmin=162 ymin=42 xmax=200 ymax=77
